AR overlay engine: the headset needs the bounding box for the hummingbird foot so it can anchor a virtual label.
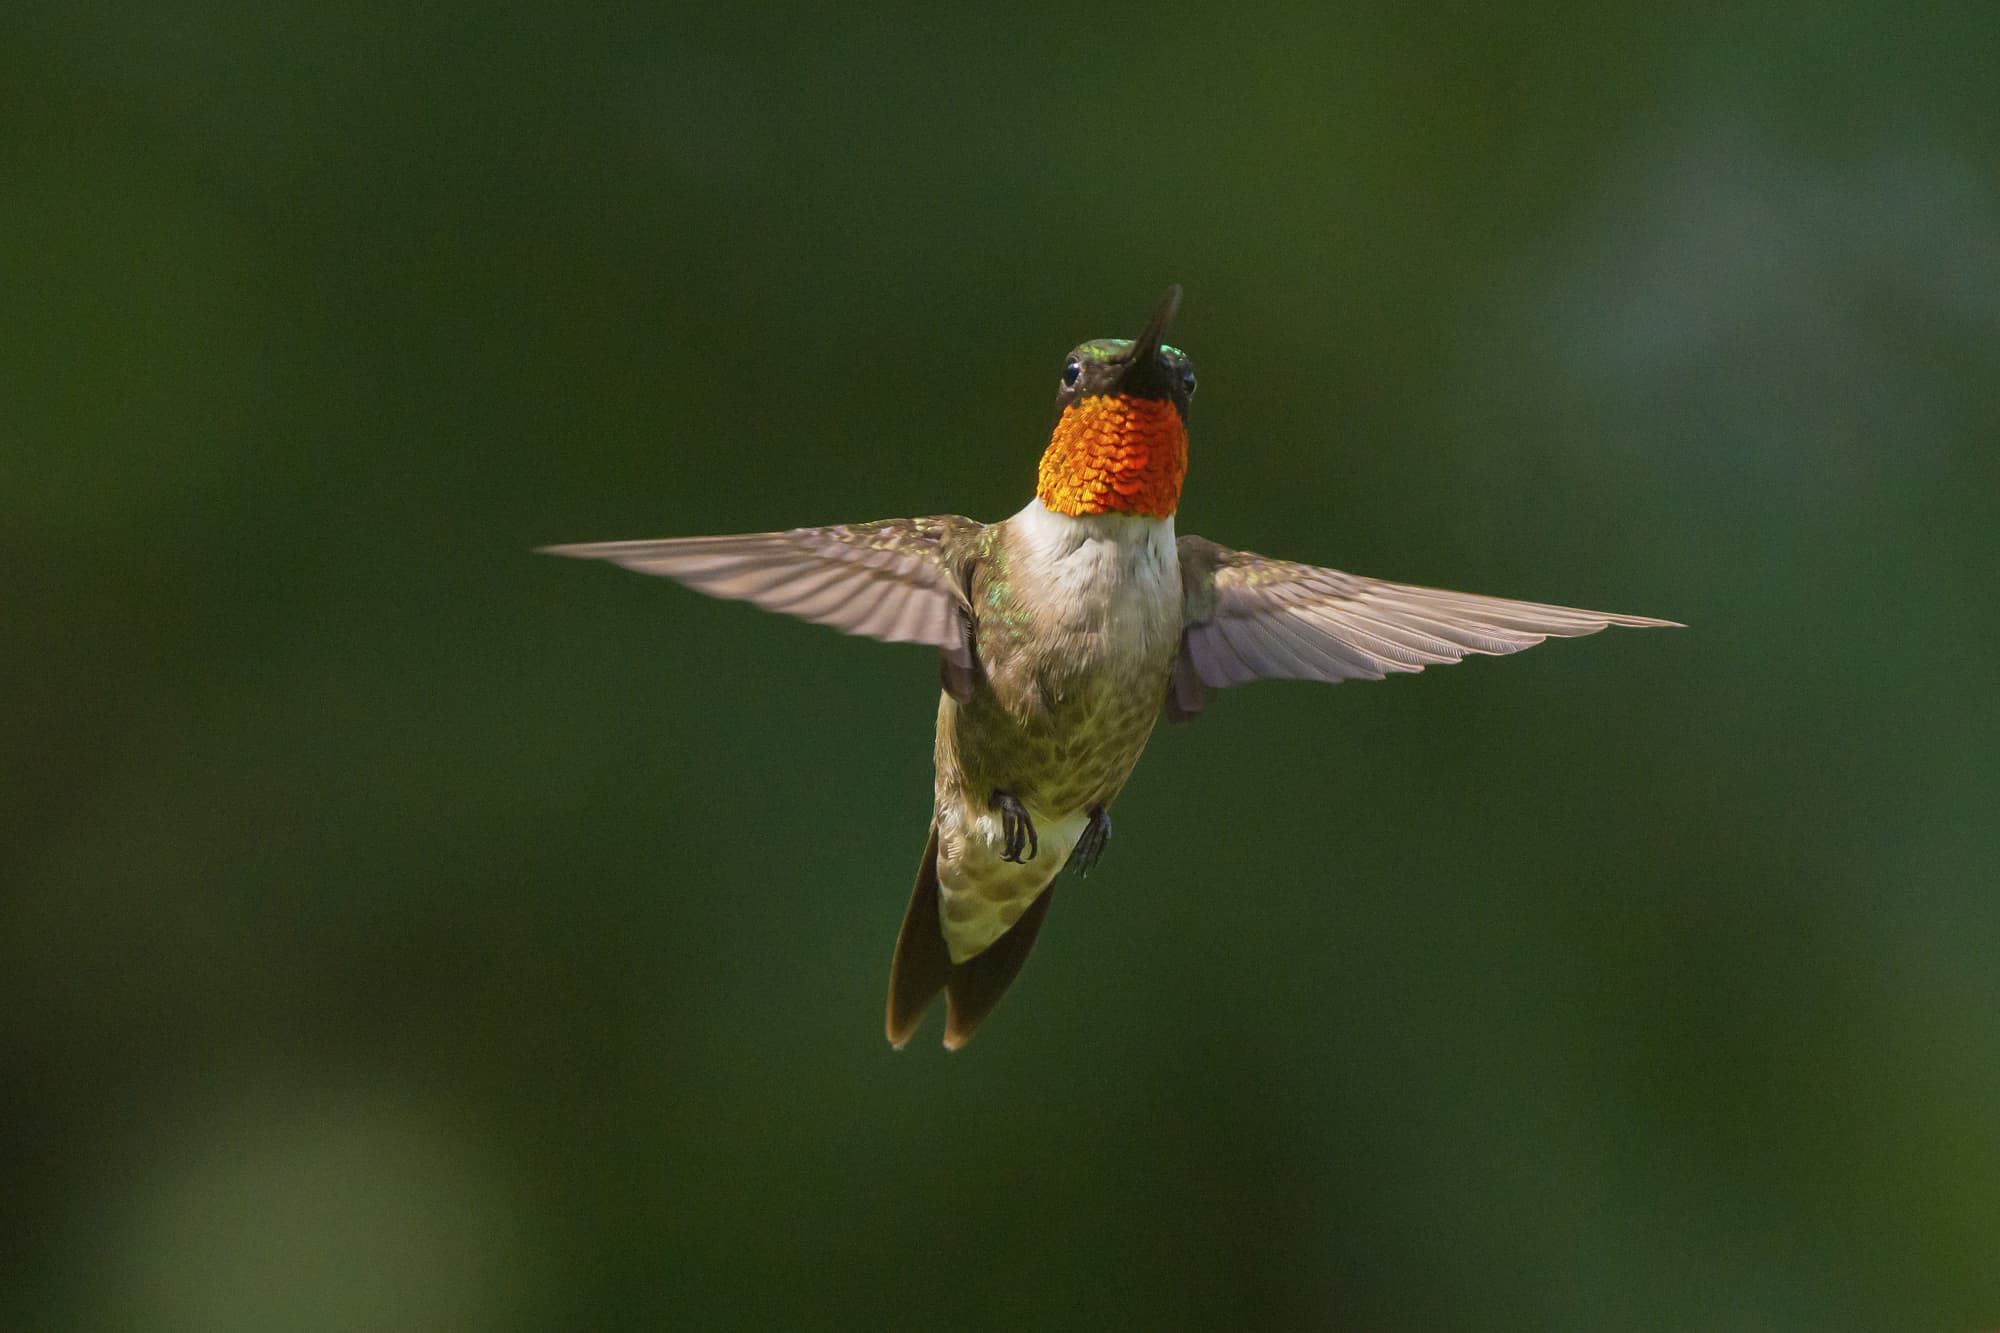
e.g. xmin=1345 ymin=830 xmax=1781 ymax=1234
xmin=989 ymin=790 xmax=1039 ymax=863
xmin=1065 ymin=805 xmax=1111 ymax=877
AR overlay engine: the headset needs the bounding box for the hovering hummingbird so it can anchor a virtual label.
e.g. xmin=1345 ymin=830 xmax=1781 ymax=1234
xmin=543 ymin=286 xmax=1677 ymax=1050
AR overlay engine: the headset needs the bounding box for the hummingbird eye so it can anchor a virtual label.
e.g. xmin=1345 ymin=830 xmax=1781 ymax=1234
xmin=1179 ymin=367 xmax=1197 ymax=397
xmin=1061 ymin=359 xmax=1082 ymax=389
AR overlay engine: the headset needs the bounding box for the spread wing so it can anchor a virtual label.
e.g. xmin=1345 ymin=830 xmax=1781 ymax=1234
xmin=541 ymin=516 xmax=985 ymax=687
xmin=1170 ymin=535 xmax=1680 ymax=721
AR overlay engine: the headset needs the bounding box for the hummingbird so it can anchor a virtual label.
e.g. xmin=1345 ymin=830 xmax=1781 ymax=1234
xmin=543 ymin=286 xmax=1677 ymax=1050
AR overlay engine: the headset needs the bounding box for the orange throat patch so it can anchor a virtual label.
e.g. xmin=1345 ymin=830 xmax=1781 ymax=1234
xmin=1035 ymin=394 xmax=1188 ymax=518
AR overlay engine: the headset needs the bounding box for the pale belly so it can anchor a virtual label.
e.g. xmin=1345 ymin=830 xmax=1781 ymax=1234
xmin=934 ymin=798 xmax=1091 ymax=962
xmin=928 ymin=502 xmax=1182 ymax=963
xmin=931 ymin=674 xmax=1166 ymax=962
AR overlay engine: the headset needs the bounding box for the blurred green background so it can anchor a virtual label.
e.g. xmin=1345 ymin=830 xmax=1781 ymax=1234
xmin=8 ymin=2 xmax=2000 ymax=1329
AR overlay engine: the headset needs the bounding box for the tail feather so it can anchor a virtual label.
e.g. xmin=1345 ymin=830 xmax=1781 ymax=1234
xmin=886 ymin=823 xmax=952 ymax=1048
xmin=943 ymin=887 xmax=1054 ymax=1050
xmin=885 ymin=821 xmax=1057 ymax=1050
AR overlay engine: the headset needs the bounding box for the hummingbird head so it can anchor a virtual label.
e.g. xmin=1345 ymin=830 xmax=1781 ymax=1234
xmin=1036 ymin=285 xmax=1194 ymax=519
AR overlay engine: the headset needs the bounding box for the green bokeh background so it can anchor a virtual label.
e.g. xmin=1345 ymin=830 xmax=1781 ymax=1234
xmin=9 ymin=4 xmax=1999 ymax=1329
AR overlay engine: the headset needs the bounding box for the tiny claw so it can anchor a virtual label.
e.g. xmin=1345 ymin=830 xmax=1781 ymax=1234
xmin=1067 ymin=805 xmax=1112 ymax=877
xmin=989 ymin=790 xmax=1039 ymax=864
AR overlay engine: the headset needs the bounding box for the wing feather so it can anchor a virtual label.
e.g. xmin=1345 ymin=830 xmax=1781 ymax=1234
xmin=1185 ymin=618 xmax=1258 ymax=687
xmin=540 ymin=517 xmax=983 ymax=657
xmin=838 ymin=578 xmax=903 ymax=641
xmin=1172 ymin=534 xmax=1678 ymax=717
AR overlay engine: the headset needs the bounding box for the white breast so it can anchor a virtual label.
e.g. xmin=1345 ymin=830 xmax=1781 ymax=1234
xmin=1005 ymin=497 xmax=1181 ymax=644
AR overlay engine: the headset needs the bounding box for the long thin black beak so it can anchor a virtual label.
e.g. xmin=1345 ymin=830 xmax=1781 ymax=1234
xmin=1124 ymin=284 xmax=1182 ymax=375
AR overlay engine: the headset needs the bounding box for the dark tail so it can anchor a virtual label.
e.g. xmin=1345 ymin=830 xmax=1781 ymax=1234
xmin=885 ymin=821 xmax=1057 ymax=1051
